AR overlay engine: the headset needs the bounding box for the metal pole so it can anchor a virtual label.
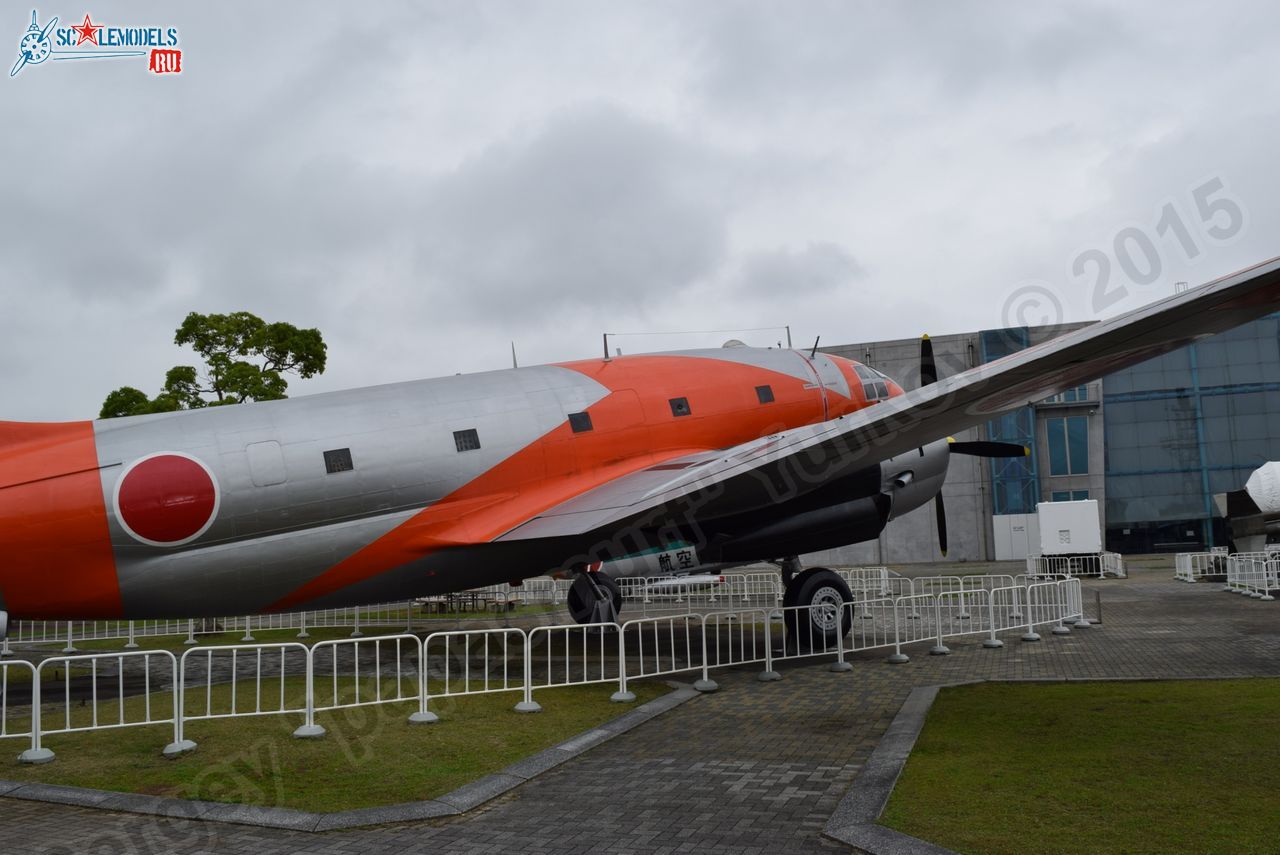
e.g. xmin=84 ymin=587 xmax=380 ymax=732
xmin=1021 ymin=586 xmax=1041 ymax=642
xmin=603 ymin=333 xmax=610 ymax=360
xmin=293 ymin=644 xmax=328 ymax=736
xmin=612 ymin=623 xmax=636 ymax=701
xmin=125 ymin=621 xmax=138 ymax=650
xmin=515 ymin=630 xmax=542 ymax=713
xmin=785 ymin=325 xmax=792 ymax=349
xmin=184 ymin=619 xmax=197 ymax=646
xmin=887 ymin=600 xmax=909 ymax=664
xmin=983 ymin=590 xmax=1004 ymax=648
xmin=830 ymin=604 xmax=853 ymax=672
xmin=695 ymin=615 xmax=720 ymax=690
xmin=758 ymin=614 xmax=780 ymax=681
xmin=18 ymin=664 xmax=54 ymax=764
xmin=62 ymin=621 xmax=76 ymax=654
xmin=929 ymin=597 xmax=950 ymax=655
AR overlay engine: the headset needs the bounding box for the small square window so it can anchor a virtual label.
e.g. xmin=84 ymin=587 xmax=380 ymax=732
xmin=323 ymin=448 xmax=354 ymax=474
xmin=669 ymin=397 xmax=691 ymax=417
xmin=755 ymin=385 xmax=775 ymax=404
xmin=568 ymin=412 xmax=593 ymax=433
xmin=453 ymin=429 xmax=481 ymax=452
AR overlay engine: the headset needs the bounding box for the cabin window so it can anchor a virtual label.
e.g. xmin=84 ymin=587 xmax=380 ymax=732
xmin=568 ymin=412 xmax=593 ymax=433
xmin=669 ymin=397 xmax=691 ymax=417
xmin=453 ymin=429 xmax=481 ymax=452
xmin=323 ymin=448 xmax=354 ymax=474
xmin=755 ymin=385 xmax=775 ymax=404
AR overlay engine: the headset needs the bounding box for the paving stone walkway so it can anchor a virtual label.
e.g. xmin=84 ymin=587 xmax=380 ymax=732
xmin=4 ymin=568 xmax=1279 ymax=855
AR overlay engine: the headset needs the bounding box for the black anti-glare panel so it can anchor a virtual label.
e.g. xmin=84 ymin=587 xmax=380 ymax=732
xmin=756 ymin=385 xmax=775 ymax=404
xmin=323 ymin=448 xmax=354 ymax=473
xmin=568 ymin=412 xmax=593 ymax=433
xmin=669 ymin=397 xmax=691 ymax=417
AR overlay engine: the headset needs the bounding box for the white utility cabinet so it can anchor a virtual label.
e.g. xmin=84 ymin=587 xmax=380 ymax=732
xmin=1037 ymin=500 xmax=1102 ymax=556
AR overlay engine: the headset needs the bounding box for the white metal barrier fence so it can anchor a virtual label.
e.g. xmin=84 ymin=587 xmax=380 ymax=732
xmin=1175 ymin=552 xmax=1227 ymax=582
xmin=1223 ymin=553 xmax=1279 ymax=600
xmin=2 ymin=579 xmax=1085 ymax=763
xmin=1027 ymin=553 xmax=1126 ymax=578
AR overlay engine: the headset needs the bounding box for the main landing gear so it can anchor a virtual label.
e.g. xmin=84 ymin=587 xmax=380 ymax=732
xmin=779 ymin=558 xmax=853 ymax=649
xmin=568 ymin=571 xmax=622 ymax=625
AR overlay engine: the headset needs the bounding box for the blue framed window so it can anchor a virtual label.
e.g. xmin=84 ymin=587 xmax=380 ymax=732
xmin=1046 ymin=416 xmax=1089 ymax=475
xmin=1051 ymin=490 xmax=1090 ymax=502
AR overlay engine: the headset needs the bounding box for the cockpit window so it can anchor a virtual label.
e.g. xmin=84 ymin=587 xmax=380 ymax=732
xmin=855 ymin=364 xmax=891 ymax=401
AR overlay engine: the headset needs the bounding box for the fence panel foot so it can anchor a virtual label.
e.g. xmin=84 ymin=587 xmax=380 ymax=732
xmin=982 ymin=638 xmax=1005 ymax=649
xmin=756 ymin=670 xmax=781 ymax=682
xmin=886 ymin=652 xmax=910 ymax=664
xmin=828 ymin=662 xmax=853 ymax=673
xmin=407 ymin=712 xmax=438 ymax=725
xmin=693 ymin=679 xmax=719 ymax=692
xmin=514 ymin=700 xmax=542 ymax=713
xmin=18 ymin=748 xmax=54 ymax=765
xmin=163 ymin=739 xmax=198 ymax=756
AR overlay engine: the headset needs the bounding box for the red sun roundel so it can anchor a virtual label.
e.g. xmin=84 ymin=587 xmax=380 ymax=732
xmin=113 ymin=453 xmax=220 ymax=547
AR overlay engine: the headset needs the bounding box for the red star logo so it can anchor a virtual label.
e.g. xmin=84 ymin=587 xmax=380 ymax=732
xmin=72 ymin=14 xmax=102 ymax=46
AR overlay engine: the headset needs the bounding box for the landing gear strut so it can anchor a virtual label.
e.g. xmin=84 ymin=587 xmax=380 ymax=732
xmin=780 ymin=561 xmax=853 ymax=649
xmin=568 ymin=571 xmax=622 ymax=625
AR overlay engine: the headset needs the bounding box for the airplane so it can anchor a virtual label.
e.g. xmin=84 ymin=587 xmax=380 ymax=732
xmin=2 ymin=256 xmax=1279 ymax=646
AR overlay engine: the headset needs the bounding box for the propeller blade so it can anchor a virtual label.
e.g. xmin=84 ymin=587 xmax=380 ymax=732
xmin=949 ymin=440 xmax=1030 ymax=458
xmin=920 ymin=335 xmax=937 ymax=386
xmin=935 ymin=492 xmax=948 ymax=557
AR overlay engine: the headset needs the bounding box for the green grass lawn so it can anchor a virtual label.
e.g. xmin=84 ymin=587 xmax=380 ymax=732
xmin=1 ymin=677 xmax=666 ymax=812
xmin=54 ymin=607 xmax=564 ymax=655
xmin=881 ymin=679 xmax=1280 ymax=855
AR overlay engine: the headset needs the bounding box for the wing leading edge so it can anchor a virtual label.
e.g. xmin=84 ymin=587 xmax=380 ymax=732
xmin=497 ymin=255 xmax=1280 ymax=543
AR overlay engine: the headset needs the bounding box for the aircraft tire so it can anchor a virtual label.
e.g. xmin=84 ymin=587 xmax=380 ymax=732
xmin=784 ymin=568 xmax=853 ymax=649
xmin=567 ymin=572 xmax=623 ymax=625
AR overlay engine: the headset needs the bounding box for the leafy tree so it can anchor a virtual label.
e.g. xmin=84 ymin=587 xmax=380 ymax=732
xmin=99 ymin=312 xmax=327 ymax=419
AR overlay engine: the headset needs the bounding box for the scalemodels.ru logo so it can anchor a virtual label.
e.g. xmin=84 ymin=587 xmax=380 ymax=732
xmin=10 ymin=9 xmax=182 ymax=77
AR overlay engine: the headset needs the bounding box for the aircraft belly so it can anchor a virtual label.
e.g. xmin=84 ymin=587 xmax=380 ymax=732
xmin=115 ymin=508 xmax=419 ymax=617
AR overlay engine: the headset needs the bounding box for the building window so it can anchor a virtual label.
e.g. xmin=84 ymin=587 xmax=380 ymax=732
xmin=453 ymin=429 xmax=481 ymax=452
xmin=755 ymin=385 xmax=775 ymax=404
xmin=323 ymin=448 xmax=354 ymax=474
xmin=1051 ymin=490 xmax=1090 ymax=502
xmin=669 ymin=397 xmax=691 ymax=417
xmin=1043 ymin=385 xmax=1090 ymax=404
xmin=568 ymin=412 xmax=593 ymax=433
xmin=1046 ymin=416 xmax=1088 ymax=475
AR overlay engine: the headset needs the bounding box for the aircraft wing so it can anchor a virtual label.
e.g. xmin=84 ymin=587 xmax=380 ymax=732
xmin=496 ymin=255 xmax=1280 ymax=544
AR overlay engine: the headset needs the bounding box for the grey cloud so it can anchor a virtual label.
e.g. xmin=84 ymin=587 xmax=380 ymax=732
xmin=737 ymin=242 xmax=865 ymax=299
xmin=415 ymin=104 xmax=733 ymax=318
xmin=4 ymin=1 xmax=1280 ymax=422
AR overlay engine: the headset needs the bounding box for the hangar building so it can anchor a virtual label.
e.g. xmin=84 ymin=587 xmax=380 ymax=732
xmin=804 ymin=312 xmax=1280 ymax=564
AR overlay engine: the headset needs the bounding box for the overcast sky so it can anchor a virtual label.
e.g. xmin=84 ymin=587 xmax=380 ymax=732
xmin=5 ymin=2 xmax=1279 ymax=421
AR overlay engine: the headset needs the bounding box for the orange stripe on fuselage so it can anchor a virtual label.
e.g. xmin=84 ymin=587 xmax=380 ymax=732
xmin=268 ymin=354 xmax=874 ymax=611
xmin=0 ymin=421 xmax=121 ymax=619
